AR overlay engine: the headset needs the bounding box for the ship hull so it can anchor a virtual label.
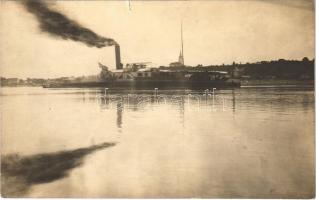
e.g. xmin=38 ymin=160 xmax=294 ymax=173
xmin=43 ymin=80 xmax=241 ymax=89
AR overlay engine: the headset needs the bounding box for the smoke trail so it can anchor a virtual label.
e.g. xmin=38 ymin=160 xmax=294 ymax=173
xmin=22 ymin=0 xmax=116 ymax=48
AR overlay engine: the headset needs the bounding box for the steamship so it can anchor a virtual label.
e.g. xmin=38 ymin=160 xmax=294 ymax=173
xmin=43 ymin=25 xmax=241 ymax=89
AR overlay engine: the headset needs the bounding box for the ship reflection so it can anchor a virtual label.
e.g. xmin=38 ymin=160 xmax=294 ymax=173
xmin=97 ymin=91 xmax=189 ymax=129
xmin=232 ymin=89 xmax=236 ymax=113
xmin=93 ymin=89 xmax=234 ymax=131
xmin=116 ymin=101 xmax=123 ymax=131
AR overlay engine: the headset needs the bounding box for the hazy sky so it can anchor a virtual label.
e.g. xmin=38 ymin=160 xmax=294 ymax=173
xmin=0 ymin=0 xmax=314 ymax=78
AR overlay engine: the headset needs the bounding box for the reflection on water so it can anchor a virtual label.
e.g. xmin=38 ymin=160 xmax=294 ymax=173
xmin=0 ymin=86 xmax=314 ymax=198
xmin=1 ymin=142 xmax=116 ymax=197
xmin=116 ymin=102 xmax=123 ymax=131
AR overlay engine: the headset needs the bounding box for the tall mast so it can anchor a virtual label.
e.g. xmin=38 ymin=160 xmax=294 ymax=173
xmin=181 ymin=21 xmax=184 ymax=64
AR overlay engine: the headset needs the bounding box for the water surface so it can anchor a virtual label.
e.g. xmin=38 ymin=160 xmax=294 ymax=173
xmin=1 ymin=86 xmax=314 ymax=198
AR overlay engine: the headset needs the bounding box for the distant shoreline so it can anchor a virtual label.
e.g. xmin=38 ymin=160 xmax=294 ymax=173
xmin=1 ymin=79 xmax=314 ymax=89
xmin=241 ymin=79 xmax=314 ymax=87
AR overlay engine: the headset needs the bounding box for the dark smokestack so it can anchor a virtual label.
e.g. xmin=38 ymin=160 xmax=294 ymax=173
xmin=22 ymin=0 xmax=116 ymax=48
xmin=115 ymin=44 xmax=122 ymax=70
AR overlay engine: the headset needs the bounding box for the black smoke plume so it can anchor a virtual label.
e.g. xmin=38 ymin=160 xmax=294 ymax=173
xmin=22 ymin=0 xmax=116 ymax=48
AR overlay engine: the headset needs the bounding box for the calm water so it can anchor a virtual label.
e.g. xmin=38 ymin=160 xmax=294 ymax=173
xmin=1 ymin=86 xmax=314 ymax=198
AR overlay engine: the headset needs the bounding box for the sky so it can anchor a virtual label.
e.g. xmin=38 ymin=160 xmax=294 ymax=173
xmin=0 ymin=0 xmax=314 ymax=78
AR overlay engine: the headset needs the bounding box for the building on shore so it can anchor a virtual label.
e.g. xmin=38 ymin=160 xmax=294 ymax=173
xmin=170 ymin=22 xmax=185 ymax=68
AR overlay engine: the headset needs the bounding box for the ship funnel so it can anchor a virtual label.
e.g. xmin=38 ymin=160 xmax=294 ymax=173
xmin=115 ymin=44 xmax=122 ymax=70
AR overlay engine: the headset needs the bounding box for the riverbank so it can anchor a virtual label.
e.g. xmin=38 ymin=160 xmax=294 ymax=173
xmin=241 ymin=79 xmax=314 ymax=86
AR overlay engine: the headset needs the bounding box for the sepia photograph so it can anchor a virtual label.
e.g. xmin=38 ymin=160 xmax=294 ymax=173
xmin=0 ymin=0 xmax=315 ymax=198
